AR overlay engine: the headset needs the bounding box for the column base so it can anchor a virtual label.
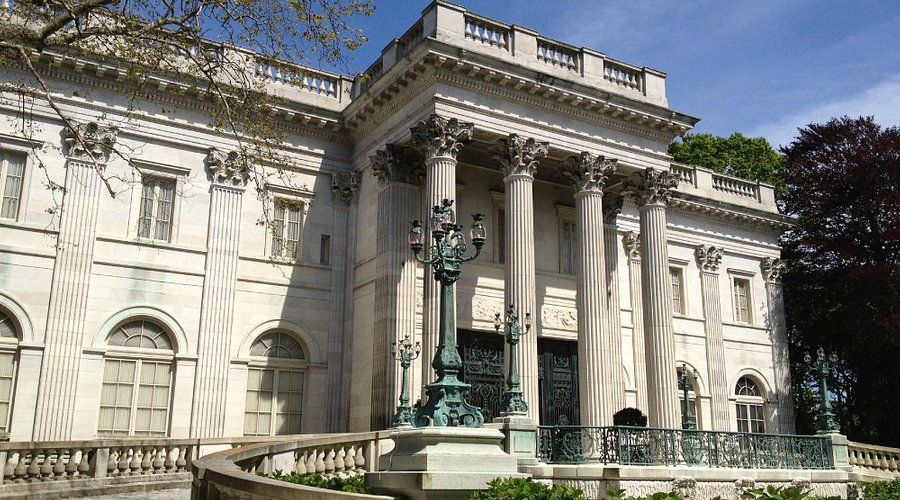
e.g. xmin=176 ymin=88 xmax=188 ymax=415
xmin=366 ymin=427 xmax=526 ymax=499
xmin=493 ymin=413 xmax=539 ymax=466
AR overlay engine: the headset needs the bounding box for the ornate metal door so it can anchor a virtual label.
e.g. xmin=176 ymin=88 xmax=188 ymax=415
xmin=538 ymin=339 xmax=580 ymax=425
xmin=457 ymin=330 xmax=505 ymax=423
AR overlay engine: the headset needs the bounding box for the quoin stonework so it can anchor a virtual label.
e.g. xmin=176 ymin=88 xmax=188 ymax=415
xmin=0 ymin=1 xmax=795 ymax=443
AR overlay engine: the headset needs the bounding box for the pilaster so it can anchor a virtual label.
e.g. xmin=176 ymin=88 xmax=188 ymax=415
xmin=370 ymin=145 xmax=423 ymax=430
xmin=561 ymin=152 xmax=618 ymax=426
xmin=495 ymin=134 xmax=548 ymax=422
xmin=623 ymin=231 xmax=649 ymax=412
xmin=410 ymin=114 xmax=472 ymax=394
xmin=603 ymin=195 xmax=626 ymax=413
xmin=762 ymin=257 xmax=795 ymax=433
xmin=33 ymin=121 xmax=117 ymax=440
xmin=190 ymin=147 xmax=248 ymax=438
xmin=695 ymin=244 xmax=729 ymax=431
xmin=625 ymin=168 xmax=680 ymax=428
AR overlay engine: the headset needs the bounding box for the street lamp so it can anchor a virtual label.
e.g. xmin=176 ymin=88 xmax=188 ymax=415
xmin=804 ymin=347 xmax=840 ymax=433
xmin=391 ymin=334 xmax=421 ymax=427
xmin=494 ymin=304 xmax=532 ymax=415
xmin=678 ymin=363 xmax=700 ymax=430
xmin=410 ymin=199 xmax=486 ymax=427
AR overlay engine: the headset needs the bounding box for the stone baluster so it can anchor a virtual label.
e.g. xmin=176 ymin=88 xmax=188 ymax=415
xmin=561 ymin=152 xmax=618 ymax=426
xmin=696 ymin=244 xmax=729 ymax=430
xmin=603 ymin=195 xmax=627 ymax=412
xmin=151 ymin=447 xmax=164 ymax=474
xmin=324 ymin=448 xmax=336 ymax=474
xmin=78 ymin=448 xmax=91 ymax=478
xmin=625 ymin=168 xmax=681 ymax=428
xmin=411 ymin=114 xmax=472 ymax=394
xmin=176 ymin=446 xmax=188 ymax=472
xmin=26 ymin=452 xmax=39 ymax=481
xmin=39 ymin=450 xmax=53 ymax=480
xmin=191 ymin=148 xmax=250 ymax=438
xmin=315 ymin=449 xmax=326 ymax=473
xmin=3 ymin=452 xmax=15 ymax=483
xmin=117 ymin=448 xmax=130 ymax=476
xmin=53 ymin=449 xmax=66 ymax=479
xmin=140 ymin=446 xmax=153 ymax=474
xmin=356 ymin=443 xmax=367 ymax=471
xmin=762 ymin=257 xmax=796 ymax=434
xmin=305 ymin=449 xmax=316 ymax=473
xmin=107 ymin=449 xmax=119 ymax=477
xmin=129 ymin=447 xmax=142 ymax=475
xmin=623 ymin=231 xmax=649 ymax=411
xmin=34 ymin=122 xmax=117 ymax=440
xmin=369 ymin=144 xmax=423 ymax=429
xmin=164 ymin=447 xmax=176 ymax=472
xmin=295 ymin=451 xmax=307 ymax=474
xmin=345 ymin=445 xmax=357 ymax=470
xmin=495 ymin=134 xmax=548 ymax=422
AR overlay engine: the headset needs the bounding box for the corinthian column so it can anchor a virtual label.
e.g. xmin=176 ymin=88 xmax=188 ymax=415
xmin=762 ymin=257 xmax=795 ymax=433
xmin=623 ymin=231 xmax=649 ymax=411
xmin=561 ymin=152 xmax=618 ymax=426
xmin=411 ymin=115 xmax=472 ymax=391
xmin=625 ymin=168 xmax=680 ymax=428
xmin=369 ymin=145 xmax=422 ymax=430
xmin=695 ymin=244 xmax=729 ymax=430
xmin=495 ymin=134 xmax=548 ymax=421
xmin=34 ymin=122 xmax=117 ymax=440
xmin=190 ymin=148 xmax=249 ymax=438
xmin=603 ymin=195 xmax=627 ymax=412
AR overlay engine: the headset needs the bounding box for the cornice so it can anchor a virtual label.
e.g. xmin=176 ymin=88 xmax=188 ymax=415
xmin=668 ymin=195 xmax=792 ymax=233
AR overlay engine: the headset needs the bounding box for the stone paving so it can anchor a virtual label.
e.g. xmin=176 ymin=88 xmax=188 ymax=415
xmin=84 ymin=488 xmax=190 ymax=499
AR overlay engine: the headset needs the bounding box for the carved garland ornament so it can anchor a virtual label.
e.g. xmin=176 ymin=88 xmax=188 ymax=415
xmin=205 ymin=148 xmax=249 ymax=187
xmin=331 ymin=171 xmax=360 ymax=206
xmin=63 ymin=121 xmax=118 ymax=163
xmin=625 ymin=167 xmax=679 ymax=207
xmin=695 ymin=244 xmax=724 ymax=272
xmin=370 ymin=144 xmax=424 ymax=186
xmin=410 ymin=113 xmax=473 ymax=159
xmin=561 ymin=151 xmax=618 ymax=194
xmin=622 ymin=231 xmax=641 ymax=262
xmin=761 ymin=257 xmax=785 ymax=283
xmin=494 ymin=133 xmax=549 ymax=178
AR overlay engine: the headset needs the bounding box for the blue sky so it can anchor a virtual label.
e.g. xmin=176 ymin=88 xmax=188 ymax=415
xmin=337 ymin=1 xmax=900 ymax=147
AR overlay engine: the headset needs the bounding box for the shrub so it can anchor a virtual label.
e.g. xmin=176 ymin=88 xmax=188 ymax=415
xmin=861 ymin=478 xmax=900 ymax=500
xmin=606 ymin=490 xmax=681 ymax=500
xmin=262 ymin=470 xmax=372 ymax=494
xmin=613 ymin=408 xmax=648 ymax=427
xmin=469 ymin=477 xmax=585 ymax=499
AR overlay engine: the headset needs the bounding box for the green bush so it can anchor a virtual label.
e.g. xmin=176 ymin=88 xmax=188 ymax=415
xmin=606 ymin=490 xmax=682 ymax=500
xmin=861 ymin=478 xmax=900 ymax=500
xmin=469 ymin=477 xmax=585 ymax=500
xmin=262 ymin=470 xmax=372 ymax=494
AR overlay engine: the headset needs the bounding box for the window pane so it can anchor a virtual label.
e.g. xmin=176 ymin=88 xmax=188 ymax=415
xmin=154 ymin=180 xmax=174 ymax=241
xmin=0 ymin=312 xmax=17 ymax=339
xmin=320 ymin=234 xmax=331 ymax=265
xmin=139 ymin=180 xmax=155 ymax=238
xmin=1 ymin=151 xmax=26 ymax=220
xmin=670 ymin=268 xmax=682 ymax=314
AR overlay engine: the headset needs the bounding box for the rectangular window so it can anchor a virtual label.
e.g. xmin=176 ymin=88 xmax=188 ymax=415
xmin=671 ymin=267 xmax=684 ymax=314
xmin=272 ymin=201 xmax=303 ymax=260
xmin=0 ymin=150 xmax=26 ymax=220
xmin=733 ymin=278 xmax=751 ymax=323
xmin=244 ymin=368 xmax=304 ymax=436
xmin=0 ymin=352 xmax=14 ymax=432
xmin=137 ymin=177 xmax=175 ymax=242
xmin=133 ymin=361 xmax=172 ymax=437
xmin=736 ymin=402 xmax=765 ymax=433
xmin=497 ymin=208 xmax=505 ymax=264
xmin=98 ymin=359 xmax=171 ymax=437
xmin=98 ymin=359 xmax=136 ymax=437
xmin=561 ymin=220 xmax=577 ymax=274
xmin=320 ymin=234 xmax=331 ymax=265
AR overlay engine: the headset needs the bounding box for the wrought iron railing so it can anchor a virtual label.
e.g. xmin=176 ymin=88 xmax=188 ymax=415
xmin=537 ymin=426 xmax=833 ymax=469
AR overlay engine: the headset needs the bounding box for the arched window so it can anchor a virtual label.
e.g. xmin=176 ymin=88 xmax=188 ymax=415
xmin=0 ymin=309 xmax=19 ymax=433
xmin=735 ymin=376 xmax=765 ymax=433
xmin=99 ymin=319 xmax=174 ymax=437
xmin=677 ymin=366 xmax=700 ymax=430
xmin=244 ymin=331 xmax=306 ymax=436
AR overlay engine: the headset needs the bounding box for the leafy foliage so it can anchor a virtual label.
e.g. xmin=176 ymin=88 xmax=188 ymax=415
xmin=605 ymin=489 xmax=682 ymax=500
xmin=740 ymin=485 xmax=810 ymax=499
xmin=263 ymin=470 xmax=372 ymax=494
xmin=469 ymin=477 xmax=585 ymax=500
xmin=613 ymin=408 xmax=648 ymax=427
xmin=781 ymin=116 xmax=900 ymax=445
xmin=860 ymin=478 xmax=900 ymax=500
xmin=668 ymin=132 xmax=786 ymax=194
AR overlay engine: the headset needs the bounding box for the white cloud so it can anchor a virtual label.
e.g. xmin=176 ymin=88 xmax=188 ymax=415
xmin=749 ymin=75 xmax=900 ymax=147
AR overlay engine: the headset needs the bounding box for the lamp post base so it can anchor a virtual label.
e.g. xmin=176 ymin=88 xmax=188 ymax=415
xmin=413 ymin=380 xmax=484 ymax=428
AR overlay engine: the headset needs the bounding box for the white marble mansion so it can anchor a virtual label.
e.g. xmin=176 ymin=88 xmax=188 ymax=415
xmin=0 ymin=1 xmax=794 ymax=442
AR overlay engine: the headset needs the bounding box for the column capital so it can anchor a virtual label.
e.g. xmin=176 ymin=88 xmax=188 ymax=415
xmin=603 ymin=195 xmax=624 ymax=225
xmin=761 ymin=257 xmax=785 ymax=284
xmin=622 ymin=230 xmax=641 ymax=262
xmin=331 ymin=171 xmax=360 ymax=206
xmin=205 ymin=147 xmax=249 ymax=188
xmin=625 ymin=167 xmax=679 ymax=207
xmin=494 ymin=134 xmax=549 ymax=178
xmin=63 ymin=121 xmax=117 ymax=163
xmin=410 ymin=114 xmax=473 ymax=160
xmin=562 ymin=152 xmax=617 ymax=194
xmin=370 ymin=144 xmax=424 ymax=186
xmin=695 ymin=244 xmax=724 ymax=273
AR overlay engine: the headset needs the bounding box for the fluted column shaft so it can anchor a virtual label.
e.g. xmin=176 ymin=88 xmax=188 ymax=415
xmin=696 ymin=244 xmax=729 ymax=431
xmin=504 ymin=172 xmax=539 ymax=420
xmin=624 ymin=231 xmax=649 ymax=412
xmin=574 ymin=190 xmax=612 ymax=425
xmin=763 ymin=258 xmax=795 ymax=433
xmin=603 ymin=221 xmax=626 ymax=412
xmin=372 ymin=181 xmax=420 ymax=429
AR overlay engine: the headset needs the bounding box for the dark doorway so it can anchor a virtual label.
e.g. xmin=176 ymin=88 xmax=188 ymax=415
xmin=538 ymin=338 xmax=580 ymax=425
xmin=457 ymin=329 xmax=504 ymax=423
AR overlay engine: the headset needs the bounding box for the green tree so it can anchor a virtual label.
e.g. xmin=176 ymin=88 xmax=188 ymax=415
xmin=668 ymin=132 xmax=786 ymax=194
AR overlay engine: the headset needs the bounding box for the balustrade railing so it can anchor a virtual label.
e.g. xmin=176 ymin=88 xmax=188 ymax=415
xmin=712 ymin=173 xmax=760 ymax=200
xmin=538 ymin=426 xmax=833 ymax=470
xmin=464 ymin=15 xmax=510 ymax=51
xmin=537 ymin=38 xmax=580 ymax=72
xmin=848 ymin=441 xmax=900 ymax=477
xmin=670 ymin=163 xmax=697 ymax=187
xmin=254 ymin=58 xmax=340 ymax=97
xmin=603 ymin=59 xmax=644 ymax=92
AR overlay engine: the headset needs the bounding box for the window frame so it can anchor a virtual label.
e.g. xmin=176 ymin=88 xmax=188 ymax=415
xmin=137 ymin=176 xmax=176 ymax=242
xmin=264 ymin=185 xmax=315 ymax=264
xmin=730 ymin=275 xmax=753 ymax=324
xmin=129 ymin=160 xmax=189 ymax=245
xmin=556 ymin=204 xmax=577 ymax=275
xmin=669 ymin=265 xmax=686 ymax=315
xmin=0 ymin=146 xmax=32 ymax=223
xmin=733 ymin=376 xmax=766 ymax=434
xmin=0 ymin=309 xmax=20 ymax=434
xmin=243 ymin=331 xmax=309 ymax=437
